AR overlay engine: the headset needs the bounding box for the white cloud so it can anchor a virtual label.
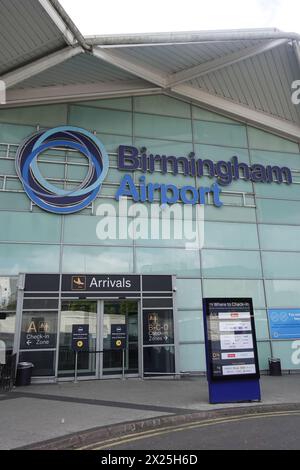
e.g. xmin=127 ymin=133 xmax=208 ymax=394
xmin=60 ymin=0 xmax=300 ymax=35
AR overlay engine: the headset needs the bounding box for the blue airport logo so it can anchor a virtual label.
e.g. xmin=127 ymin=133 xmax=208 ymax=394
xmin=15 ymin=126 xmax=109 ymax=214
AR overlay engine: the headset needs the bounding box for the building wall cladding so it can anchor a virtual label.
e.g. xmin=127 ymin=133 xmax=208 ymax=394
xmin=1 ymin=94 xmax=300 ymax=372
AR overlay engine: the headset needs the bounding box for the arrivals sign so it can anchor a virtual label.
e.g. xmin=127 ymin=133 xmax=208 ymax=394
xmin=203 ymin=298 xmax=260 ymax=381
xmin=63 ymin=274 xmax=141 ymax=292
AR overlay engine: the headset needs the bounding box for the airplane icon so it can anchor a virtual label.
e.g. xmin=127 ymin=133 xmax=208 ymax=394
xmin=72 ymin=276 xmax=86 ymax=290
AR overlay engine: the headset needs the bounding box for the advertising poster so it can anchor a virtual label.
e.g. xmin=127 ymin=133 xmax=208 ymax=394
xmin=268 ymin=309 xmax=300 ymax=340
xmin=203 ymin=298 xmax=260 ymax=381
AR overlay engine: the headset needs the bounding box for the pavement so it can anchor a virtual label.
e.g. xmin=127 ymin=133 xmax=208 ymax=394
xmin=1 ymin=374 xmax=300 ymax=450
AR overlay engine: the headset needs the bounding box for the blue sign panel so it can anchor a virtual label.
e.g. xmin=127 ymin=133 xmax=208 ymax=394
xmin=268 ymin=309 xmax=300 ymax=340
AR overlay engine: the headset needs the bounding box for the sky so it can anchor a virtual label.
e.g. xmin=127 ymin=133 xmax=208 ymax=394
xmin=60 ymin=0 xmax=300 ymax=36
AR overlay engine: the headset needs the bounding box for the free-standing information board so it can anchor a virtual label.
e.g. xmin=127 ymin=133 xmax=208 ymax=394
xmin=72 ymin=325 xmax=89 ymax=352
xmin=203 ymin=298 xmax=261 ymax=404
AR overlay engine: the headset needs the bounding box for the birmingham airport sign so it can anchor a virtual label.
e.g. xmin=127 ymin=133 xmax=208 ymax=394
xmin=16 ymin=126 xmax=293 ymax=214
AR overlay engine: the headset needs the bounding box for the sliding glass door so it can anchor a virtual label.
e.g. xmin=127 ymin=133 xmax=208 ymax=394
xmin=58 ymin=300 xmax=97 ymax=378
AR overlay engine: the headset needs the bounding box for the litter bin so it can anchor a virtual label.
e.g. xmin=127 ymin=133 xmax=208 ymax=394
xmin=15 ymin=362 xmax=34 ymax=386
xmin=269 ymin=358 xmax=282 ymax=376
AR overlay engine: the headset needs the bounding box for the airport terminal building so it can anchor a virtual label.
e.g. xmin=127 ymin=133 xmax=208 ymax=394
xmin=1 ymin=0 xmax=300 ymax=382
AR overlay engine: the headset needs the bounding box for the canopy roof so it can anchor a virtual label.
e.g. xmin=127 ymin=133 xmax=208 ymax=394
xmin=1 ymin=0 xmax=300 ymax=141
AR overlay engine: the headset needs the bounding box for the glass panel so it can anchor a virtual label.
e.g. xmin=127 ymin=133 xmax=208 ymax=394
xmin=204 ymin=222 xmax=259 ymax=250
xmin=0 ymin=123 xmax=36 ymax=144
xmin=19 ymin=351 xmax=56 ymax=377
xmin=38 ymin=162 xmax=65 ymax=179
xmin=63 ymin=214 xmax=134 ymax=246
xmin=0 ymin=105 xmax=68 ymax=127
xmin=0 ymin=244 xmax=60 ymax=275
xmin=134 ymin=113 xmax=192 ymax=141
xmin=143 ymin=309 xmax=174 ymax=346
xmin=132 ymin=216 xmax=198 ymax=248
xmin=178 ymin=311 xmax=204 ymax=342
xmin=62 ymin=246 xmax=133 ymax=274
xmin=203 ymin=279 xmax=266 ymax=309
xmin=262 ymin=252 xmax=300 ymax=279
xmin=106 ymin=168 xmax=130 ymax=184
xmin=250 ymin=149 xmax=300 ymax=170
xmin=143 ymin=298 xmax=173 ymax=308
xmin=0 ymin=312 xmax=16 ymax=353
xmin=256 ymin=198 xmax=300 ymax=225
xmin=20 ymin=311 xmax=58 ymax=350
xmin=143 ymin=345 xmax=175 ymax=375
xmin=134 ymin=138 xmax=193 ymax=158
xmin=254 ymin=181 xmax=300 ymax=200
xmin=204 ymin=205 xmax=257 ymax=223
xmin=247 ymin=127 xmax=299 ymax=153
xmin=254 ymin=310 xmax=270 ymax=340
xmin=0 ymin=212 xmax=61 ymax=243
xmin=95 ymin=134 xmax=132 ymax=153
xmin=202 ymin=249 xmax=262 ymax=278
xmin=194 ymin=144 xmax=250 ymax=163
xmin=58 ymin=300 xmax=97 ymax=377
xmin=271 ymin=341 xmax=300 ymax=370
xmin=69 ymin=106 xmax=132 ymax=135
xmin=199 ymin=174 xmax=253 ymax=193
xmin=66 ymin=164 xmax=89 ymax=181
xmin=135 ymin=247 xmax=201 ymax=277
xmin=134 ymin=95 xmax=190 ymax=118
xmin=179 ymin=343 xmax=206 ymax=372
xmin=23 ymin=298 xmax=59 ymax=310
xmin=259 ymin=225 xmax=300 ymax=251
xmin=176 ymin=278 xmax=202 ymax=309
xmin=257 ymin=341 xmax=271 ymax=370
xmin=134 ymin=169 xmax=195 ymax=188
xmin=192 ymin=106 xmax=238 ymax=124
xmin=103 ymin=300 xmax=138 ymax=375
xmin=0 ymin=159 xmax=16 ymax=175
xmin=77 ymin=97 xmax=132 ymax=111
xmin=0 ymin=277 xmax=17 ymax=311
xmin=193 ymin=121 xmax=247 ymax=147
xmin=265 ymin=280 xmax=300 ymax=307
xmin=5 ymin=178 xmax=23 ymax=190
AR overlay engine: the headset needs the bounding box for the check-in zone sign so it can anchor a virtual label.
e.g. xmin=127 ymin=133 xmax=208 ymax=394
xmin=72 ymin=324 xmax=89 ymax=352
xmin=111 ymin=324 xmax=127 ymax=350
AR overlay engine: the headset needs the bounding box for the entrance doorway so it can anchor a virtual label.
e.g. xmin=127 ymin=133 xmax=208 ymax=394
xmin=58 ymin=299 xmax=139 ymax=379
xmin=102 ymin=300 xmax=139 ymax=376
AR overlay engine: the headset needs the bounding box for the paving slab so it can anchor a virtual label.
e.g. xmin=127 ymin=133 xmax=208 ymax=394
xmin=1 ymin=375 xmax=300 ymax=449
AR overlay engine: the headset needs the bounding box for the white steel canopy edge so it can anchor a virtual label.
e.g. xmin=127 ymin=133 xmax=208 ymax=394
xmin=0 ymin=1 xmax=300 ymax=142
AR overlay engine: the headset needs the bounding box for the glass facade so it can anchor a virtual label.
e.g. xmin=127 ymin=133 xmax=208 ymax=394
xmin=1 ymin=93 xmax=300 ymax=375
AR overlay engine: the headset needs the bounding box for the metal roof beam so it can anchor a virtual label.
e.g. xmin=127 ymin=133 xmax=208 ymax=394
xmin=86 ymin=29 xmax=300 ymax=47
xmin=38 ymin=0 xmax=77 ymax=46
xmin=41 ymin=0 xmax=92 ymax=51
xmin=292 ymin=40 xmax=300 ymax=71
xmin=93 ymin=47 xmax=168 ymax=87
xmin=2 ymin=80 xmax=162 ymax=107
xmin=1 ymin=47 xmax=83 ymax=90
xmin=171 ymin=84 xmax=300 ymax=141
xmin=167 ymin=39 xmax=288 ymax=87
